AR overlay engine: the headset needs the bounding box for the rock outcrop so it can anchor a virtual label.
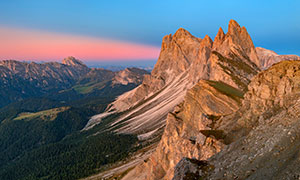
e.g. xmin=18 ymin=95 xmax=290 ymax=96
xmin=172 ymin=158 xmax=212 ymax=180
xmin=185 ymin=60 xmax=300 ymax=179
xmin=256 ymin=47 xmax=300 ymax=69
xmin=112 ymin=68 xmax=148 ymax=86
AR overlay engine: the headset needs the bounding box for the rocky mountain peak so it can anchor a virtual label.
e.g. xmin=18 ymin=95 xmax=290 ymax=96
xmin=62 ymin=56 xmax=86 ymax=67
xmin=151 ymin=27 xmax=201 ymax=80
xmin=211 ymin=20 xmax=260 ymax=70
xmin=200 ymin=35 xmax=213 ymax=48
xmin=227 ymin=19 xmax=241 ymax=35
xmin=212 ymin=27 xmax=225 ymax=49
xmin=172 ymin=28 xmax=194 ymax=39
xmin=161 ymin=34 xmax=173 ymax=51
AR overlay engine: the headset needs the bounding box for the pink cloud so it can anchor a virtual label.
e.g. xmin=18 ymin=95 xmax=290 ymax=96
xmin=0 ymin=26 xmax=161 ymax=61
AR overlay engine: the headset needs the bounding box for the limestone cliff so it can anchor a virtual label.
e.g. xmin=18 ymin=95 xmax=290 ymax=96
xmin=84 ymin=20 xmax=261 ymax=141
xmin=181 ymin=60 xmax=300 ymax=179
xmin=84 ymin=26 xmax=213 ymax=133
xmin=122 ymin=20 xmax=261 ymax=180
xmin=124 ymin=80 xmax=244 ymax=180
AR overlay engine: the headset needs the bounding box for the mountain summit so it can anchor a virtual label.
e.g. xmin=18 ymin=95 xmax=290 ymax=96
xmin=62 ymin=56 xmax=87 ymax=67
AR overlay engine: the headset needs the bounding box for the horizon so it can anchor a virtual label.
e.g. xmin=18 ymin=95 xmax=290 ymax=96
xmin=0 ymin=1 xmax=299 ymax=63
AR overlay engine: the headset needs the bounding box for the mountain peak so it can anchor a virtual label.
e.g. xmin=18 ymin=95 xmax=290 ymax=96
xmin=211 ymin=20 xmax=260 ymax=68
xmin=173 ymin=28 xmax=190 ymax=37
xmin=213 ymin=27 xmax=225 ymax=49
xmin=172 ymin=28 xmax=198 ymax=42
xmin=161 ymin=34 xmax=173 ymax=51
xmin=228 ymin=19 xmax=241 ymax=34
xmin=62 ymin=56 xmax=86 ymax=67
xmin=200 ymin=35 xmax=213 ymax=48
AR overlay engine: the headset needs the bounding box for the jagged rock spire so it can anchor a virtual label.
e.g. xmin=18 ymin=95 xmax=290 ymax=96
xmin=213 ymin=27 xmax=225 ymax=49
xmin=200 ymin=35 xmax=213 ymax=48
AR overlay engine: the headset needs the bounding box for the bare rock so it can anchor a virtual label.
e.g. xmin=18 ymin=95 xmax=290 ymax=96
xmin=172 ymin=158 xmax=211 ymax=180
xmin=256 ymin=47 xmax=300 ymax=69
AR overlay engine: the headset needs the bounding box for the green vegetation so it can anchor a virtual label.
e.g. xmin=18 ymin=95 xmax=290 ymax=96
xmin=73 ymin=80 xmax=101 ymax=94
xmin=213 ymin=51 xmax=257 ymax=75
xmin=0 ymin=132 xmax=138 ymax=180
xmin=212 ymin=51 xmax=252 ymax=91
xmin=0 ymin=62 xmax=147 ymax=179
xmin=0 ymin=87 xmax=142 ymax=179
xmin=73 ymin=84 xmax=95 ymax=94
xmin=207 ymin=80 xmax=244 ymax=103
xmin=13 ymin=107 xmax=70 ymax=121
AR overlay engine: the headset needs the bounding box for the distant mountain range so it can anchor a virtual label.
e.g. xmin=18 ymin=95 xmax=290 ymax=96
xmin=0 ymin=56 xmax=149 ymax=107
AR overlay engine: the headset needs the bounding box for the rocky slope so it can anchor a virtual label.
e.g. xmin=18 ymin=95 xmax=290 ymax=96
xmin=112 ymin=67 xmax=148 ymax=86
xmin=0 ymin=57 xmax=148 ymax=107
xmin=256 ymin=47 xmax=300 ymax=69
xmin=173 ymin=60 xmax=300 ymax=179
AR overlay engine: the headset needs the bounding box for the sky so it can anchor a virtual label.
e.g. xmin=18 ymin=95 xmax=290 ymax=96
xmin=0 ymin=0 xmax=299 ymax=64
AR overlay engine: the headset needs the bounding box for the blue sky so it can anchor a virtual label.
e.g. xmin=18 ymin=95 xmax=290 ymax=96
xmin=0 ymin=0 xmax=299 ymax=60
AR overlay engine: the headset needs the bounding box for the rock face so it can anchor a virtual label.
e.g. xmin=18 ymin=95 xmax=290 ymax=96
xmin=126 ymin=80 xmax=244 ymax=180
xmin=121 ymin=20 xmax=262 ymax=180
xmin=84 ymin=20 xmax=260 ymax=139
xmin=112 ymin=68 xmax=148 ymax=86
xmin=85 ymin=20 xmax=297 ymax=180
xmin=256 ymin=47 xmax=300 ymax=69
xmin=172 ymin=158 xmax=212 ymax=180
xmin=186 ymin=60 xmax=300 ymax=179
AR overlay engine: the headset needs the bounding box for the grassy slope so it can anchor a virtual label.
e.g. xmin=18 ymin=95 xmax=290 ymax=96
xmin=13 ymin=107 xmax=70 ymax=121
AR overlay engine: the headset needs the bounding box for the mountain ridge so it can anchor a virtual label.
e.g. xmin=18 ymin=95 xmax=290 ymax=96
xmin=0 ymin=58 xmax=149 ymax=107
